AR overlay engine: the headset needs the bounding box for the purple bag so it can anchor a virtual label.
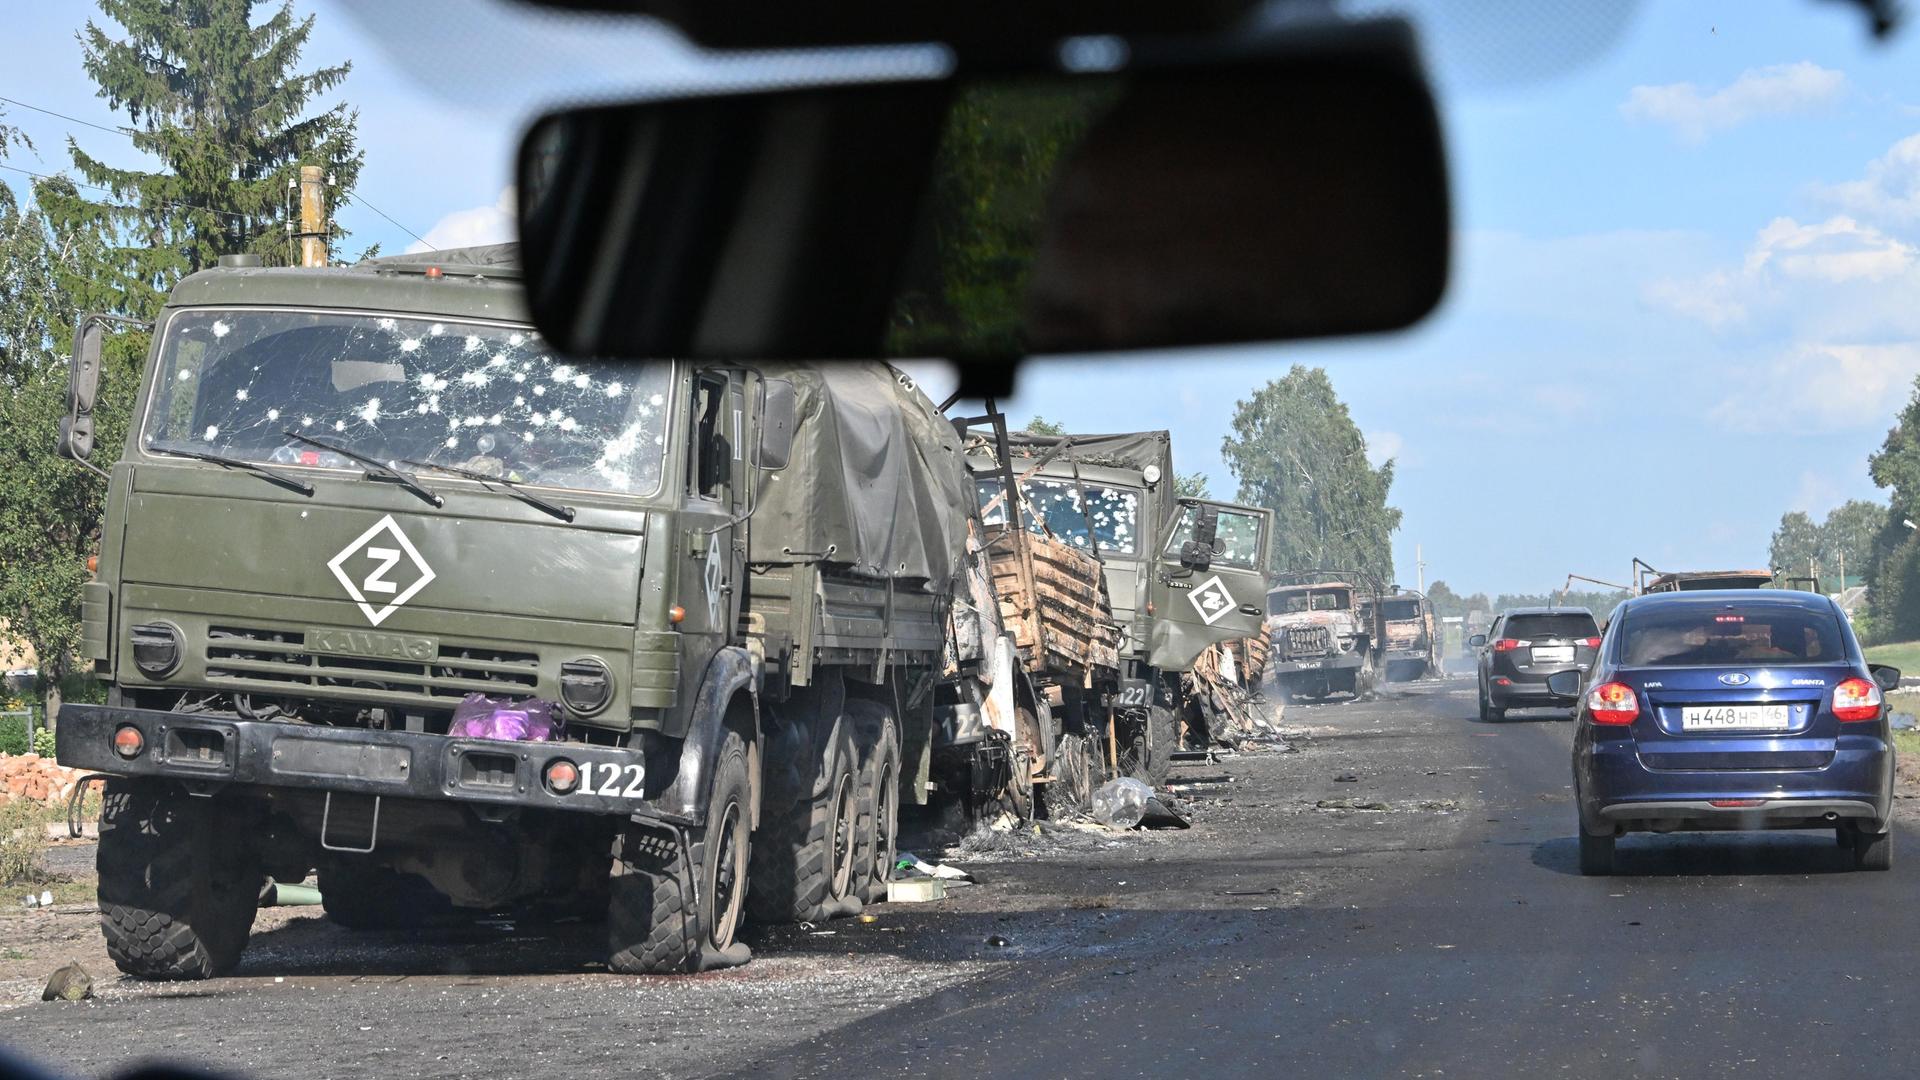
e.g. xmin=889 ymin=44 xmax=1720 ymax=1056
xmin=448 ymin=694 xmax=561 ymax=742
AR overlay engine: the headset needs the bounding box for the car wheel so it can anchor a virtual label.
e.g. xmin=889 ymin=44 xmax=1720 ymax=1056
xmin=1578 ymin=828 xmax=1614 ymax=876
xmin=1477 ymin=682 xmax=1492 ymax=722
xmin=1852 ymin=828 xmax=1892 ymax=871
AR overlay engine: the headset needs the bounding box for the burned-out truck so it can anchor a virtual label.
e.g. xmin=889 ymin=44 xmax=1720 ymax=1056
xmin=962 ymin=423 xmax=1272 ymax=792
xmin=53 ymin=245 xmax=1012 ymax=977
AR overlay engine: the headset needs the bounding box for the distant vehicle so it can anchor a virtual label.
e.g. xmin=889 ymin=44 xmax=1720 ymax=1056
xmin=1363 ymin=589 xmax=1438 ymax=683
xmin=1470 ymin=607 xmax=1600 ymax=721
xmin=1265 ymin=579 xmax=1377 ymax=701
xmin=1558 ymin=590 xmax=1897 ymax=875
xmin=1642 ymin=569 xmax=1774 ymax=593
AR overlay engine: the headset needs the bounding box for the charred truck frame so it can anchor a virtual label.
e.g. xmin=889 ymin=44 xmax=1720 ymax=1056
xmin=53 ymin=246 xmax=1025 ymax=978
xmin=955 ymin=417 xmax=1272 ymax=795
xmin=1264 ymin=571 xmax=1389 ymax=701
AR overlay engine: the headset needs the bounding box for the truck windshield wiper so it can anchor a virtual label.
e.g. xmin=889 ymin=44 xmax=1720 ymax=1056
xmin=282 ymin=430 xmax=443 ymax=508
xmin=149 ymin=442 xmax=313 ymax=496
xmin=399 ymin=459 xmax=576 ymax=523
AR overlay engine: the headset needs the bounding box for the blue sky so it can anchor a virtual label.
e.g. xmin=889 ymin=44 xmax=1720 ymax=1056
xmin=6 ymin=2 xmax=1920 ymax=596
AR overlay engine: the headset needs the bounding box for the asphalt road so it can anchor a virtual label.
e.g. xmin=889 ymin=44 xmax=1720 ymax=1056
xmin=8 ymin=681 xmax=1919 ymax=1079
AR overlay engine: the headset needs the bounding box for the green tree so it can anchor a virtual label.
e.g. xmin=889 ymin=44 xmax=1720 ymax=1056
xmin=66 ymin=0 xmax=365 ymax=316
xmin=1768 ymin=510 xmax=1823 ymax=578
xmin=1022 ymin=415 xmax=1067 ymax=436
xmin=1819 ymin=499 xmax=1882 ymax=586
xmin=0 ymin=176 xmax=140 ymax=712
xmin=1173 ymin=471 xmax=1210 ymax=499
xmin=1222 ymin=365 xmax=1401 ymax=580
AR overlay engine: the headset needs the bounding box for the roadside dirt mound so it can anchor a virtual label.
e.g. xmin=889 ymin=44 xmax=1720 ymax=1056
xmin=1 ymin=754 xmax=85 ymax=806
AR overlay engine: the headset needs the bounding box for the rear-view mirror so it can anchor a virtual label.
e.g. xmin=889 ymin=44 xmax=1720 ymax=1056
xmin=70 ymin=320 xmax=103 ymax=415
xmin=1545 ymin=670 xmax=1584 ymax=702
xmin=57 ymin=414 xmax=94 ymax=462
xmin=1467 ymin=634 xmax=1487 ymax=648
xmin=1179 ymin=504 xmax=1220 ymax=571
xmin=756 ymin=377 xmax=797 ymax=470
xmin=516 ymin=20 xmax=1448 ymax=376
xmin=1871 ymin=664 xmax=1902 ymax=693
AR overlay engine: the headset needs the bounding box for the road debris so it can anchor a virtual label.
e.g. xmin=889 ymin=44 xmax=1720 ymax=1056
xmin=41 ymin=962 xmax=92 ymax=1002
xmin=1092 ymin=777 xmax=1152 ymax=828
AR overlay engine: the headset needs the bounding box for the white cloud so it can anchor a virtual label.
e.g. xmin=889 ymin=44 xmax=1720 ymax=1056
xmin=1644 ymin=216 xmax=1915 ymax=329
xmin=1815 ymin=132 xmax=1920 ymax=226
xmin=1710 ymin=342 xmax=1920 ymax=433
xmin=406 ymin=187 xmax=516 ymax=254
xmin=1364 ymin=429 xmax=1404 ymax=468
xmin=1621 ymin=62 xmax=1846 ymax=142
xmin=1744 ymin=216 xmax=1915 ymax=283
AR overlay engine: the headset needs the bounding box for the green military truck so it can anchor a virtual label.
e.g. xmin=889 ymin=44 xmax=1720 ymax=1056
xmin=53 ymin=245 xmax=1008 ymax=978
xmin=963 ymin=424 xmax=1272 ymax=792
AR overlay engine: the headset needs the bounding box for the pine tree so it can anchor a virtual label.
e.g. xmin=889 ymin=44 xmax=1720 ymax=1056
xmin=65 ymin=0 xmax=364 ymax=317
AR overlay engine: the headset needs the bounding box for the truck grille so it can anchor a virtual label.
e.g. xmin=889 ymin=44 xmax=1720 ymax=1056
xmin=204 ymin=626 xmax=538 ymax=703
xmin=1281 ymin=625 xmax=1331 ymax=659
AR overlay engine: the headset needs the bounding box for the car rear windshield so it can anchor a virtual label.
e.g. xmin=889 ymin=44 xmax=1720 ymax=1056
xmin=1503 ymin=614 xmax=1597 ymax=639
xmin=1619 ymin=605 xmax=1846 ymax=666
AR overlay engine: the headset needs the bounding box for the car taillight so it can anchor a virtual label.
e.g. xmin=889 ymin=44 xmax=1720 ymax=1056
xmin=1586 ymin=681 xmax=1638 ymax=725
xmin=1582 ymin=637 xmax=1602 ymax=649
xmin=1833 ymin=677 xmax=1882 ymax=722
xmin=1492 ymin=638 xmax=1522 ymax=652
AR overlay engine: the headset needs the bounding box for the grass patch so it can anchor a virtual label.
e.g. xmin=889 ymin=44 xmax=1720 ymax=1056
xmin=1866 ymin=641 xmax=1920 ymax=674
xmin=1895 ymin=729 xmax=1920 ymax=758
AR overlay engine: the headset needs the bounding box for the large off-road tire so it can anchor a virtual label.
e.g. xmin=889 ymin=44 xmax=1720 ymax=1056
xmin=1117 ymin=705 xmax=1176 ymax=789
xmin=96 ymin=778 xmax=260 ymax=980
xmin=850 ymin=705 xmax=902 ymax=905
xmin=318 ymin=862 xmax=458 ymax=930
xmin=608 ymin=731 xmax=753 ymax=973
xmin=746 ymin=719 xmax=860 ymax=924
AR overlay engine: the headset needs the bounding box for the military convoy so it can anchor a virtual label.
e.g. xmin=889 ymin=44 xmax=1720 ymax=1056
xmin=51 ymin=246 xmax=1274 ymax=979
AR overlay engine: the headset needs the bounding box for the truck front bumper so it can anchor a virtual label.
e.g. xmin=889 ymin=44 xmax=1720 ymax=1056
xmin=56 ymin=703 xmax=660 ymax=819
xmin=1269 ymin=654 xmax=1363 ymax=676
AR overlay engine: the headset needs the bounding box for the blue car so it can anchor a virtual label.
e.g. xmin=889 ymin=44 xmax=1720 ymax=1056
xmin=1561 ymin=590 xmax=1898 ymax=876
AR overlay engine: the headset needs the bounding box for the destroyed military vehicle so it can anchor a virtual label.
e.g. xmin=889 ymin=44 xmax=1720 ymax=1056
xmin=53 ymin=245 xmax=1035 ymax=978
xmin=962 ymin=423 xmax=1272 ymax=795
xmin=1363 ymin=588 xmax=1438 ymax=683
xmin=1264 ymin=577 xmax=1382 ymax=700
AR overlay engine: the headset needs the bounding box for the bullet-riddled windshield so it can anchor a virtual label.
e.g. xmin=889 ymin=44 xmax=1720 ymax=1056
xmin=142 ymin=309 xmax=673 ymax=495
xmin=976 ymin=476 xmax=1141 ymax=555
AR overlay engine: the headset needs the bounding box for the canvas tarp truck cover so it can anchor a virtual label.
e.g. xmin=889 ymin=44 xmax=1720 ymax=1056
xmin=752 ymin=363 xmax=971 ymax=589
xmin=1001 ymin=429 xmax=1177 ymax=531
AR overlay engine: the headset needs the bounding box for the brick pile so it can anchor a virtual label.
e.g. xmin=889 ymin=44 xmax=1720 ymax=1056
xmin=1 ymin=754 xmax=84 ymax=806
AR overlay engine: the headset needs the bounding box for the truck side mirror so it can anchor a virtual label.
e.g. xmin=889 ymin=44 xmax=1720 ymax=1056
xmin=756 ymin=378 xmax=796 ymax=470
xmin=1545 ymin=669 xmax=1584 ymax=702
xmin=1179 ymin=503 xmax=1218 ymax=571
xmin=60 ymin=320 xmax=105 ymax=462
xmin=1467 ymin=633 xmax=1486 ymax=648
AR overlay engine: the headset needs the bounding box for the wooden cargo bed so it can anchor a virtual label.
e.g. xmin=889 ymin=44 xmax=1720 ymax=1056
xmin=980 ymin=523 xmax=1120 ymax=683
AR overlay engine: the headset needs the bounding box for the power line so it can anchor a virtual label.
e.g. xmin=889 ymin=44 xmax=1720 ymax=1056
xmin=1 ymin=89 xmax=435 ymax=248
xmin=344 ymin=193 xmax=434 ymax=251
xmin=0 ymin=162 xmax=250 ymax=223
xmin=0 ymin=94 xmax=134 ymax=138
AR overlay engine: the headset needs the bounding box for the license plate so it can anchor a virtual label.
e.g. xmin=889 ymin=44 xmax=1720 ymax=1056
xmin=1680 ymin=704 xmax=1791 ymax=731
xmin=1531 ymin=645 xmax=1573 ymax=664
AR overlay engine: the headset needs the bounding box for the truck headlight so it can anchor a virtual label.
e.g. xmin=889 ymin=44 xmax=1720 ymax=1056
xmin=560 ymin=658 xmax=614 ymax=716
xmin=130 ymin=622 xmax=183 ymax=678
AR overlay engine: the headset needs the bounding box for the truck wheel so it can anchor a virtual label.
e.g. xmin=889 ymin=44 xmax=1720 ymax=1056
xmin=851 ymin=705 xmax=901 ymax=905
xmin=608 ymin=731 xmax=753 ymax=973
xmin=747 ymin=720 xmax=861 ymax=924
xmin=97 ymin=778 xmax=260 ymax=980
xmin=318 ymin=863 xmax=458 ymax=930
xmin=1118 ymin=705 xmax=1176 ymax=789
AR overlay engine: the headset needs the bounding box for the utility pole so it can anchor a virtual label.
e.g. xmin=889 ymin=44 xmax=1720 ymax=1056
xmin=1416 ymin=543 xmax=1425 ymax=593
xmin=295 ymin=164 xmax=329 ymax=267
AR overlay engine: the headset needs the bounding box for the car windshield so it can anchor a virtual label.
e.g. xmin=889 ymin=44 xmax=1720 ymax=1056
xmin=1621 ymin=604 xmax=1845 ymax=666
xmin=976 ymin=476 xmax=1141 ymax=555
xmin=142 ymin=309 xmax=673 ymax=495
xmin=1503 ymin=614 xmax=1598 ymax=640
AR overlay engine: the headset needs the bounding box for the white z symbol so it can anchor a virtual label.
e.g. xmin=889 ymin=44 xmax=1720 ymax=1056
xmin=361 ymin=547 xmax=402 ymax=595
